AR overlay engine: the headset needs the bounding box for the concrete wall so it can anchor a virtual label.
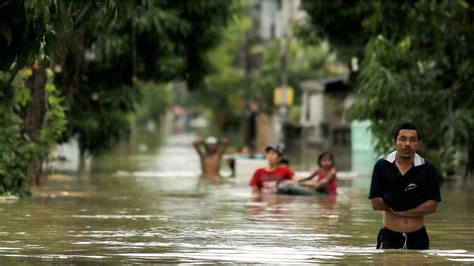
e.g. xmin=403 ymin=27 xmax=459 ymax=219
xmin=351 ymin=120 xmax=379 ymax=177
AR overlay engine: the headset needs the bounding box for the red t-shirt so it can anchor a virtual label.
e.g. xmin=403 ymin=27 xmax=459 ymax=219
xmin=249 ymin=166 xmax=295 ymax=194
xmin=314 ymin=167 xmax=337 ymax=194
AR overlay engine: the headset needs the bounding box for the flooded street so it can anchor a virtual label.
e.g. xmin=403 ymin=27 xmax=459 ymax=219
xmin=1 ymin=133 xmax=474 ymax=264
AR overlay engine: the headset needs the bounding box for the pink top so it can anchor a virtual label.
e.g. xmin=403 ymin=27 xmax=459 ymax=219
xmin=314 ymin=167 xmax=337 ymax=194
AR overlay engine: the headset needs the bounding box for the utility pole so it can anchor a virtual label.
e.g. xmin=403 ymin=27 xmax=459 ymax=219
xmin=278 ymin=0 xmax=294 ymax=143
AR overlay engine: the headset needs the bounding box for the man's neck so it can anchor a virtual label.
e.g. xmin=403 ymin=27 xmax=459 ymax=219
xmin=266 ymin=164 xmax=278 ymax=171
xmin=395 ymin=153 xmax=414 ymax=166
xmin=395 ymin=153 xmax=414 ymax=175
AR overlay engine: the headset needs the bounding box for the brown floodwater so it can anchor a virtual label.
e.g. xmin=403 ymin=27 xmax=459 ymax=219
xmin=0 ymin=133 xmax=473 ymax=264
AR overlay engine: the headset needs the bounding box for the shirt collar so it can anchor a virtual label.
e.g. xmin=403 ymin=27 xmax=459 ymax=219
xmin=385 ymin=151 xmax=425 ymax=166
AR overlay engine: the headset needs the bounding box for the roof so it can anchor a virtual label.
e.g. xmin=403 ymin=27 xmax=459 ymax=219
xmin=300 ymin=73 xmax=351 ymax=92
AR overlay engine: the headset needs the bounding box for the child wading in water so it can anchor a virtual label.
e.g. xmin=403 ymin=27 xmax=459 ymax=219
xmin=298 ymin=152 xmax=337 ymax=195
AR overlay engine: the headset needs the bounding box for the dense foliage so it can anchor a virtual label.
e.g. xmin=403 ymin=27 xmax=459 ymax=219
xmin=301 ymin=1 xmax=474 ymax=177
xmin=299 ymin=0 xmax=373 ymax=63
xmin=0 ymin=66 xmax=66 ymax=195
xmin=195 ymin=3 xmax=343 ymax=135
xmin=0 ymin=0 xmax=235 ymax=195
xmin=54 ymin=1 xmax=234 ymax=159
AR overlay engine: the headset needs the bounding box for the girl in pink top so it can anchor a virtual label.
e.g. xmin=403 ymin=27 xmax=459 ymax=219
xmin=299 ymin=152 xmax=337 ymax=194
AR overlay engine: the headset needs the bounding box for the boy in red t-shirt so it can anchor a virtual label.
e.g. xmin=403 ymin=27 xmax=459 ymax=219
xmin=249 ymin=144 xmax=298 ymax=195
xmin=298 ymin=152 xmax=337 ymax=194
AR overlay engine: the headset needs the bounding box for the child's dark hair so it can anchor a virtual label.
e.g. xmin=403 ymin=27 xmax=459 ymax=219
xmin=317 ymin=152 xmax=334 ymax=167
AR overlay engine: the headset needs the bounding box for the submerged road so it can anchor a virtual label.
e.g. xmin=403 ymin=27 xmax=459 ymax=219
xmin=0 ymin=133 xmax=473 ymax=264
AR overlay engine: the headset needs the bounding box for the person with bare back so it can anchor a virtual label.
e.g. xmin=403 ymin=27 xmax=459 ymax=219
xmin=193 ymin=136 xmax=229 ymax=181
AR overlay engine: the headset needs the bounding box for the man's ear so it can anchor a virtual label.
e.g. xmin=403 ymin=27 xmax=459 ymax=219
xmin=391 ymin=138 xmax=396 ymax=146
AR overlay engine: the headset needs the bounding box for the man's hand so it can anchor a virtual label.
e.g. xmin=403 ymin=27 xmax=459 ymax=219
xmin=371 ymin=197 xmax=391 ymax=211
xmin=193 ymin=139 xmax=203 ymax=145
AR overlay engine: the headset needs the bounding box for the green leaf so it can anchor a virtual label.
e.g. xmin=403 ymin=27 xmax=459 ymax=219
xmin=0 ymin=22 xmax=12 ymax=45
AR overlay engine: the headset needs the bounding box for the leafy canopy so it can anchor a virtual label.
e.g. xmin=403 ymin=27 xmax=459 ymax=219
xmin=301 ymin=0 xmax=474 ymax=176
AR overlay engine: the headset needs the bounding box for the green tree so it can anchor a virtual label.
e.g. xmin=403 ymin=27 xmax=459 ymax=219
xmin=134 ymin=81 xmax=173 ymax=127
xmin=0 ymin=0 xmax=66 ymax=193
xmin=301 ymin=1 xmax=474 ymax=177
xmin=0 ymin=66 xmax=66 ymax=194
xmin=299 ymin=1 xmax=373 ymax=63
xmin=0 ymin=0 xmax=235 ymax=194
xmin=53 ymin=1 xmax=235 ymax=166
xmin=194 ymin=1 xmax=341 ymax=138
xmin=0 ymin=0 xmax=55 ymax=71
xmin=191 ymin=10 xmax=252 ymax=132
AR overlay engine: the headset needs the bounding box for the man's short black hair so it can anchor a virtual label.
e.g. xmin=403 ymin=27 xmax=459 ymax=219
xmin=392 ymin=122 xmax=421 ymax=140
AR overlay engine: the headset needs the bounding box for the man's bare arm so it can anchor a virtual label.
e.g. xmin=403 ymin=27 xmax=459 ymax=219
xmin=390 ymin=200 xmax=438 ymax=218
xmin=192 ymin=140 xmax=204 ymax=158
xmin=371 ymin=197 xmax=391 ymax=211
xmin=218 ymin=138 xmax=229 ymax=156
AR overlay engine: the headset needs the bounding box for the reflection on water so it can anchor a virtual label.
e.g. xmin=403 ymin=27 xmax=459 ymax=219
xmin=1 ymin=133 xmax=473 ymax=264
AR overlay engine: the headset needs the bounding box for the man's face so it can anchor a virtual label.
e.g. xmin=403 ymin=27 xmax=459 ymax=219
xmin=393 ymin=129 xmax=420 ymax=159
xmin=205 ymin=144 xmax=217 ymax=153
xmin=266 ymin=150 xmax=281 ymax=165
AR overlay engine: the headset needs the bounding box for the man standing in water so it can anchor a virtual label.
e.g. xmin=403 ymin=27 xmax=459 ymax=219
xmin=193 ymin=136 xmax=229 ymax=181
xmin=369 ymin=122 xmax=441 ymax=249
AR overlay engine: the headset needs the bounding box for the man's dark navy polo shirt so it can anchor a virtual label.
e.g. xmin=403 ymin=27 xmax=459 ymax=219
xmin=369 ymin=151 xmax=442 ymax=211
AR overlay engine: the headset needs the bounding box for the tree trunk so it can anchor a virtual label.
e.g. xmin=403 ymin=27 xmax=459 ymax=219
xmin=28 ymin=159 xmax=43 ymax=186
xmin=466 ymin=141 xmax=474 ymax=178
xmin=78 ymin=145 xmax=87 ymax=176
xmin=25 ymin=61 xmax=47 ymax=186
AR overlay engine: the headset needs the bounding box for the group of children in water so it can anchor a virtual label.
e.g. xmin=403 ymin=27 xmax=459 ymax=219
xmin=249 ymin=144 xmax=337 ymax=196
xmin=193 ymin=136 xmax=336 ymax=196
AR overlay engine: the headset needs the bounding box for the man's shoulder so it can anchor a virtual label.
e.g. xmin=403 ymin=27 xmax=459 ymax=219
xmin=371 ymin=157 xmax=395 ymax=178
xmin=418 ymin=157 xmax=438 ymax=172
xmin=422 ymin=158 xmax=435 ymax=166
xmin=374 ymin=157 xmax=390 ymax=168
